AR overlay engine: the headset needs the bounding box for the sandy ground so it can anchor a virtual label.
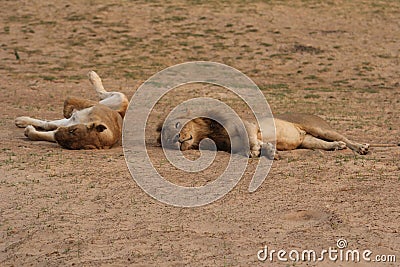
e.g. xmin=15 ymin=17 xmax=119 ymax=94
xmin=1 ymin=0 xmax=399 ymax=266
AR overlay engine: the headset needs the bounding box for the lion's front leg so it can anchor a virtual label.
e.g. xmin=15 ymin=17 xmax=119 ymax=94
xmin=244 ymin=121 xmax=263 ymax=157
xmin=248 ymin=139 xmax=263 ymax=158
xmin=15 ymin=117 xmax=58 ymax=130
xmin=24 ymin=125 xmax=56 ymax=142
xmin=15 ymin=116 xmax=69 ymax=130
xmin=15 ymin=117 xmax=43 ymax=128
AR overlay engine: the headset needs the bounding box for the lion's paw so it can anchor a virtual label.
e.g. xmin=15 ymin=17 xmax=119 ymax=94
xmin=335 ymin=141 xmax=347 ymax=150
xmin=15 ymin=117 xmax=32 ymax=128
xmin=24 ymin=125 xmax=36 ymax=139
xmin=357 ymin=143 xmax=369 ymax=155
xmin=260 ymin=142 xmax=277 ymax=160
xmin=63 ymin=105 xmax=74 ymax=119
xmin=249 ymin=149 xmax=260 ymax=158
xmin=249 ymin=140 xmax=263 ymax=158
xmin=87 ymin=70 xmax=101 ymax=84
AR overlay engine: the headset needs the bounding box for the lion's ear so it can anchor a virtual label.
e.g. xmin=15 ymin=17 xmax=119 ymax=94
xmin=208 ymin=119 xmax=220 ymax=129
xmin=95 ymin=124 xmax=107 ymax=132
xmin=88 ymin=122 xmax=107 ymax=132
xmin=209 ymin=120 xmax=216 ymax=129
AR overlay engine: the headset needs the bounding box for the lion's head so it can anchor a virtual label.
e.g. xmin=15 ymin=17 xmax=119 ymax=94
xmin=157 ymin=113 xmax=240 ymax=152
xmin=55 ymin=122 xmax=119 ymax=149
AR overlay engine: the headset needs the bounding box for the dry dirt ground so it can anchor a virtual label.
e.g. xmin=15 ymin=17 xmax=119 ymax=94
xmin=1 ymin=0 xmax=399 ymax=266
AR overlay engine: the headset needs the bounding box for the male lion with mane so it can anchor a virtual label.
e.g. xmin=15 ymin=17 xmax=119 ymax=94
xmin=157 ymin=110 xmax=371 ymax=158
xmin=15 ymin=71 xmax=128 ymax=149
xmin=157 ymin=111 xmax=264 ymax=157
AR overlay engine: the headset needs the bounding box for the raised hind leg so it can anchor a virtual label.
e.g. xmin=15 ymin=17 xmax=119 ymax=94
xmin=87 ymin=71 xmax=129 ymax=117
xmin=300 ymin=134 xmax=347 ymax=151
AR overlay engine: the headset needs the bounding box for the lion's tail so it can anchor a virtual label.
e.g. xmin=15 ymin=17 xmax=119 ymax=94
xmin=369 ymin=143 xmax=400 ymax=147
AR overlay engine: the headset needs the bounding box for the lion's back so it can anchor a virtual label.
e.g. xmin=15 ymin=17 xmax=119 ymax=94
xmin=275 ymin=113 xmax=333 ymax=131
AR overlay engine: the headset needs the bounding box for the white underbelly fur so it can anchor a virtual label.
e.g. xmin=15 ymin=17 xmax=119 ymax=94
xmin=68 ymin=107 xmax=94 ymax=126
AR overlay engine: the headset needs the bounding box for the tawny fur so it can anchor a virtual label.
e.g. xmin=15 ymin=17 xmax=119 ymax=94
xmin=272 ymin=113 xmax=369 ymax=154
xmin=157 ymin=111 xmax=370 ymax=157
xmin=15 ymin=71 xmax=128 ymax=150
xmin=157 ymin=112 xmax=263 ymax=157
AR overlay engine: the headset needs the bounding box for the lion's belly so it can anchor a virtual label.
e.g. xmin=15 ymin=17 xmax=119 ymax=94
xmin=259 ymin=118 xmax=305 ymax=150
xmin=69 ymin=107 xmax=94 ymax=125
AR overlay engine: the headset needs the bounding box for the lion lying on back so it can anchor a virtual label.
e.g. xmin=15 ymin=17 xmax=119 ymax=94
xmin=15 ymin=71 xmax=128 ymax=149
xmin=157 ymin=110 xmax=370 ymax=157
